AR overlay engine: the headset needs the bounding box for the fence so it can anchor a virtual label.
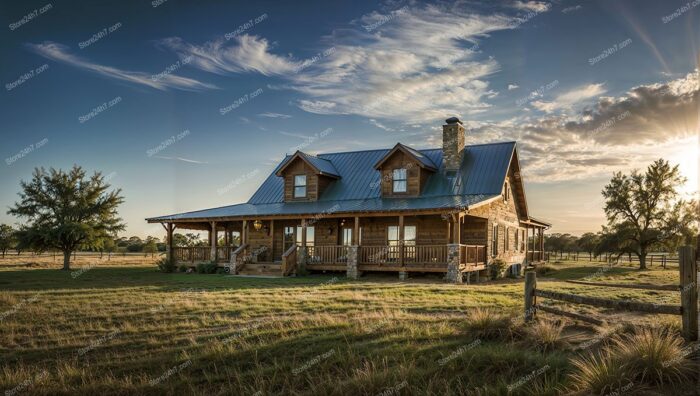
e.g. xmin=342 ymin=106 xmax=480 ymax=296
xmin=525 ymin=246 xmax=698 ymax=341
xmin=546 ymin=251 xmax=679 ymax=267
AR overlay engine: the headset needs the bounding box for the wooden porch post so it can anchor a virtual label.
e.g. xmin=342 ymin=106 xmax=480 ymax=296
xmin=210 ymin=221 xmax=218 ymax=262
xmin=398 ymin=215 xmax=405 ymax=267
xmin=269 ymin=219 xmax=274 ymax=259
xmin=242 ymin=220 xmax=248 ymax=245
xmin=539 ymin=227 xmax=544 ymax=261
xmin=353 ymin=216 xmax=359 ymax=245
xmin=164 ymin=222 xmax=174 ymax=262
xmin=524 ymin=226 xmax=529 ymax=265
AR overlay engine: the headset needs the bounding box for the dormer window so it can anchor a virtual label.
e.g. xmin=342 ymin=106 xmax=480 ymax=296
xmin=504 ymin=181 xmax=510 ymax=202
xmin=392 ymin=168 xmax=407 ymax=193
xmin=294 ymin=175 xmax=307 ymax=198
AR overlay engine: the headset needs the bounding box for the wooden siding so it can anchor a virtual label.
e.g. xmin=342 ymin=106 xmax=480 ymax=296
xmin=467 ymin=163 xmax=526 ymax=265
xmin=379 ymin=151 xmax=423 ymax=197
xmin=281 ymin=157 xmax=335 ymax=202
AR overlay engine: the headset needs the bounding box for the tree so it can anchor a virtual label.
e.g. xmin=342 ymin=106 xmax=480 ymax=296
xmin=143 ymin=236 xmax=158 ymax=257
xmin=103 ymin=238 xmax=117 ymax=260
xmin=601 ymin=159 xmax=696 ymax=269
xmin=8 ymin=166 xmax=125 ymax=270
xmin=576 ymin=232 xmax=600 ymax=260
xmin=0 ymin=224 xmax=16 ymax=258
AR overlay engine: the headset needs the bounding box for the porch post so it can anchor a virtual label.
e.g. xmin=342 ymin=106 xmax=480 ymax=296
xmin=348 ymin=216 xmax=361 ymax=280
xmin=269 ymin=219 xmax=274 ymax=259
xmin=210 ymin=221 xmax=218 ymax=262
xmin=446 ymin=243 xmax=462 ymax=284
xmin=165 ymin=223 xmax=174 ymax=262
xmin=398 ymin=215 xmax=407 ymax=280
xmin=524 ymin=226 xmax=529 ymax=266
xmin=299 ymin=219 xmax=308 ymax=273
xmin=353 ymin=216 xmax=359 ymax=245
xmin=539 ymin=227 xmax=544 ymax=261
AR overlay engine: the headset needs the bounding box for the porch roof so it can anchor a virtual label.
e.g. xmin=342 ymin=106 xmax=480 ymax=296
xmin=147 ymin=194 xmax=498 ymax=222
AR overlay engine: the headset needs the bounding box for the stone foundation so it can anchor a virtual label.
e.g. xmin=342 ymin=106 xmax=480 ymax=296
xmin=346 ymin=246 xmax=360 ymax=279
xmin=446 ymin=244 xmax=462 ymax=284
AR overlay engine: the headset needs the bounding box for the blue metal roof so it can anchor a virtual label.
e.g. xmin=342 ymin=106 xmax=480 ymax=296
xmin=147 ymin=141 xmax=517 ymax=221
xmin=299 ymin=152 xmax=340 ymax=178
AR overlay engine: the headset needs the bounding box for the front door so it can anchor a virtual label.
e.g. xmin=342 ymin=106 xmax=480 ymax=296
xmin=283 ymin=226 xmax=295 ymax=253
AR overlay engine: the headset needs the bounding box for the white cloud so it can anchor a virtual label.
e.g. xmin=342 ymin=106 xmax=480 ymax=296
xmin=155 ymin=3 xmax=547 ymax=124
xmin=152 ymin=156 xmax=208 ymax=164
xmin=369 ymin=119 xmax=394 ymax=131
xmin=513 ymin=1 xmax=551 ymax=13
xmin=562 ymin=5 xmax=582 ymax=14
xmin=258 ymin=112 xmax=292 ymax=119
xmin=470 ymin=70 xmax=698 ymax=181
xmin=508 ymin=83 xmax=519 ymax=90
xmin=28 ymin=42 xmax=217 ymax=91
xmin=532 ymin=83 xmax=606 ymax=113
xmin=157 ymin=35 xmax=299 ymax=76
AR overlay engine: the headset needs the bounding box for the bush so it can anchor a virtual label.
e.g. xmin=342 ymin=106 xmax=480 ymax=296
xmin=611 ymin=327 xmax=689 ymax=385
xmin=464 ymin=307 xmax=513 ymax=340
xmin=488 ymin=259 xmax=507 ymax=280
xmin=525 ymin=320 xmax=566 ymax=352
xmin=216 ymin=267 xmax=226 ymax=274
xmin=205 ymin=262 xmax=218 ymax=274
xmin=535 ymin=264 xmax=557 ymax=276
xmin=196 ymin=263 xmax=207 ymax=274
xmin=568 ymin=326 xmax=689 ymax=393
xmin=178 ymin=264 xmax=188 ymax=273
xmin=156 ymin=257 xmax=176 ymax=273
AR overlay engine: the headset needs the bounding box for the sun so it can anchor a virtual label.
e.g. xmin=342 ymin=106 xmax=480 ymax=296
xmin=671 ymin=136 xmax=699 ymax=199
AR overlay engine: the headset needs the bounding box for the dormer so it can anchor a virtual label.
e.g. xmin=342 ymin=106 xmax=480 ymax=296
xmin=374 ymin=143 xmax=437 ymax=197
xmin=276 ymin=151 xmax=340 ymax=201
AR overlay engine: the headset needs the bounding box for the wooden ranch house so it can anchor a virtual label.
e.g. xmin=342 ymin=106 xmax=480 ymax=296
xmin=146 ymin=117 xmax=550 ymax=283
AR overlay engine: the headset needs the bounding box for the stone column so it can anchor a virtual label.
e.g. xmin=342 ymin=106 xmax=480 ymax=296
xmin=398 ymin=271 xmax=408 ymax=281
xmin=446 ymin=243 xmax=462 ymax=284
xmin=346 ymin=245 xmax=360 ymax=280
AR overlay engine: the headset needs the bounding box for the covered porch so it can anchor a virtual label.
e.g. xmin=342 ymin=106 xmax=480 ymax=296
xmin=157 ymin=211 xmax=493 ymax=280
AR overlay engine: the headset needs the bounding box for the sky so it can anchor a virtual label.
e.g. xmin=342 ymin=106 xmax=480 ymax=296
xmin=0 ymin=0 xmax=698 ymax=239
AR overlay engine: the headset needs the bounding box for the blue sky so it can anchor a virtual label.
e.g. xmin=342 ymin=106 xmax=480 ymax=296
xmin=1 ymin=0 xmax=698 ymax=238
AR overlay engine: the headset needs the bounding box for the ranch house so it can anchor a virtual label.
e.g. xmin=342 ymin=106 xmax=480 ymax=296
xmin=146 ymin=117 xmax=550 ymax=283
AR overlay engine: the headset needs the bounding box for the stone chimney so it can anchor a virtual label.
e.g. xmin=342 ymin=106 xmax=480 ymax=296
xmin=442 ymin=117 xmax=465 ymax=172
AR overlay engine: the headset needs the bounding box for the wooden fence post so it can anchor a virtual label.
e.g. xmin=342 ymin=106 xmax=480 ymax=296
xmin=525 ymin=272 xmax=537 ymax=323
xmin=679 ymin=246 xmax=698 ymax=342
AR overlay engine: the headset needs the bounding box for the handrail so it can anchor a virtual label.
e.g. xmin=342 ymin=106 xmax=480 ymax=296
xmin=281 ymin=244 xmax=297 ymax=276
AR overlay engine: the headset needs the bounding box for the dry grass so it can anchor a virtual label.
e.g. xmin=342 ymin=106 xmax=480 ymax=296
xmin=0 ymin=258 xmax=696 ymax=395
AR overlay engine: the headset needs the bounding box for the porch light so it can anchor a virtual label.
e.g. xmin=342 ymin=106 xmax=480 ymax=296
xmin=253 ymin=220 xmax=263 ymax=231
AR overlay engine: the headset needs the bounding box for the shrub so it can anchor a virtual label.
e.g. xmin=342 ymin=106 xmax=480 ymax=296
xmin=568 ymin=350 xmax=633 ymax=395
xmin=568 ymin=326 xmax=690 ymax=393
xmin=196 ymin=263 xmax=207 ymax=274
xmin=525 ymin=320 xmax=566 ymax=352
xmin=178 ymin=264 xmax=188 ymax=273
xmin=205 ymin=262 xmax=218 ymax=274
xmin=156 ymin=257 xmax=176 ymax=273
xmin=535 ymin=264 xmax=557 ymax=276
xmin=464 ymin=307 xmax=513 ymax=340
xmin=611 ymin=327 xmax=689 ymax=385
xmin=216 ymin=267 xmax=226 ymax=274
xmin=488 ymin=259 xmax=507 ymax=280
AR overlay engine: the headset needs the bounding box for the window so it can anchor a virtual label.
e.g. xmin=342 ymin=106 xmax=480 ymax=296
xmin=392 ymin=168 xmax=407 ymax=193
xmin=492 ymin=224 xmax=499 ymax=256
xmin=505 ymin=226 xmax=509 ymax=251
xmin=295 ymin=226 xmax=314 ymax=247
xmin=342 ymin=228 xmax=353 ymax=246
xmin=388 ymin=225 xmax=416 ymax=260
xmin=515 ymin=228 xmax=519 ymax=251
xmin=504 ymin=182 xmax=510 ymax=202
xmin=294 ymin=175 xmax=307 ymax=198
xmin=521 ymin=229 xmax=526 ymax=251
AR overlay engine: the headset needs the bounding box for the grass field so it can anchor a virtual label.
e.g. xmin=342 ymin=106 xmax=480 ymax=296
xmin=0 ymin=257 xmax=697 ymax=395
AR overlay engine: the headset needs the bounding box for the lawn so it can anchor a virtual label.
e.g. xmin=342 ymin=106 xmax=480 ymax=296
xmin=0 ymin=258 xmax=696 ymax=395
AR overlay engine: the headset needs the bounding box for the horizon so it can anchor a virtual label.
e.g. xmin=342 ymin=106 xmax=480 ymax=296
xmin=1 ymin=0 xmax=698 ymax=239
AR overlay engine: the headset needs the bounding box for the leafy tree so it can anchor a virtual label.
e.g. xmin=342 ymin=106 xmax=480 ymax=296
xmin=143 ymin=237 xmax=158 ymax=257
xmin=103 ymin=238 xmax=117 ymax=260
xmin=0 ymin=224 xmax=16 ymax=258
xmin=172 ymin=233 xmax=189 ymax=247
xmin=8 ymin=166 xmax=125 ymax=270
xmin=602 ymin=159 xmax=695 ymax=269
xmin=576 ymin=232 xmax=600 ymax=260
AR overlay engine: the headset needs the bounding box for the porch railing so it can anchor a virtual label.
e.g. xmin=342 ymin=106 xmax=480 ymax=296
xmin=308 ymin=245 xmax=349 ymax=265
xmin=460 ymin=245 xmax=487 ymax=267
xmin=173 ymin=246 xmax=211 ymax=263
xmin=281 ymin=245 xmax=297 ymax=276
xmin=403 ymin=245 xmax=447 ymax=264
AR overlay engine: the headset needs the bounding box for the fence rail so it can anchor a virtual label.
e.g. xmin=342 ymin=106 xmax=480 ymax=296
xmin=308 ymin=245 xmax=349 ymax=265
xmin=525 ymin=246 xmax=698 ymax=341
